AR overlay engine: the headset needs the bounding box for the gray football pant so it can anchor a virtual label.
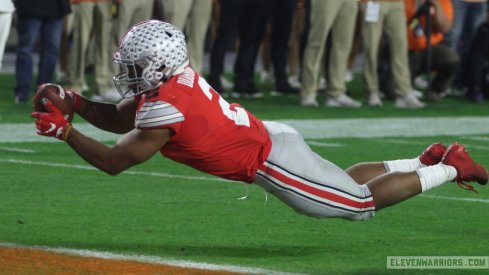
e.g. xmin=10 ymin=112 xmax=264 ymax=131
xmin=254 ymin=121 xmax=375 ymax=221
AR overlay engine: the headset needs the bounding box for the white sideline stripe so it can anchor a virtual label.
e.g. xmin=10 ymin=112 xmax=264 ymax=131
xmin=0 ymin=146 xmax=36 ymax=153
xmin=3 ymin=116 xmax=489 ymax=142
xmin=0 ymin=158 xmax=230 ymax=183
xmin=0 ymin=242 xmax=299 ymax=275
xmin=281 ymin=116 xmax=489 ymax=139
xmin=381 ymin=139 xmax=429 ymax=146
xmin=462 ymin=136 xmax=489 ymax=142
xmin=420 ymin=194 xmax=489 ymax=203
xmin=305 ymin=141 xmax=346 ymax=148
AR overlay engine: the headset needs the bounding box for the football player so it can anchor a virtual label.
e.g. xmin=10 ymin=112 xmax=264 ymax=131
xmin=32 ymin=20 xmax=487 ymax=221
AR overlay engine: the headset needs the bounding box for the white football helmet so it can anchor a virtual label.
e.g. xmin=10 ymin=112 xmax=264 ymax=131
xmin=113 ymin=20 xmax=189 ymax=98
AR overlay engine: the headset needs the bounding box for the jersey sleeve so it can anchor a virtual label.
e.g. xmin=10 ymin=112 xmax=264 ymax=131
xmin=135 ymin=100 xmax=184 ymax=131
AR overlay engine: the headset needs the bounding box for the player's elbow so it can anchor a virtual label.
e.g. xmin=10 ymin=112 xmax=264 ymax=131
xmin=99 ymin=163 xmax=127 ymax=176
xmin=99 ymin=154 xmax=138 ymax=176
xmin=105 ymin=168 xmax=123 ymax=176
xmin=102 ymin=159 xmax=141 ymax=176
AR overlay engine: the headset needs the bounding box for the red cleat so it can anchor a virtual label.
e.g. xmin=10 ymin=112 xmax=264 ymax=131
xmin=442 ymin=142 xmax=488 ymax=192
xmin=419 ymin=143 xmax=447 ymax=166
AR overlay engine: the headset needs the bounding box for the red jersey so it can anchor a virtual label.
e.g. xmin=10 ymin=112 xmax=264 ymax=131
xmin=134 ymin=68 xmax=272 ymax=183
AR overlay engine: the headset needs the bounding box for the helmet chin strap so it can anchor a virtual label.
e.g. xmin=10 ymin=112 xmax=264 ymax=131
xmin=157 ymin=59 xmax=190 ymax=84
xmin=171 ymin=59 xmax=189 ymax=76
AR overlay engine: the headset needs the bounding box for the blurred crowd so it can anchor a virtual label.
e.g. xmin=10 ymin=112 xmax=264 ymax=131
xmin=1 ymin=0 xmax=489 ymax=108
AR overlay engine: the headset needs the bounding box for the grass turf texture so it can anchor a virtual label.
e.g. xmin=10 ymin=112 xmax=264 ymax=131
xmin=1 ymin=73 xmax=488 ymax=274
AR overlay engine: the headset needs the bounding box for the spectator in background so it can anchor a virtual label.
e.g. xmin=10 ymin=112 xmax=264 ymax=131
xmin=162 ymin=0 xmax=212 ymax=75
xmin=13 ymin=0 xmax=70 ymax=103
xmin=361 ymin=0 xmax=425 ymax=108
xmin=207 ymin=0 xmax=240 ymax=94
xmin=259 ymin=0 xmax=299 ymax=95
xmin=0 ymin=0 xmax=14 ymax=72
xmin=447 ymin=0 xmax=487 ymax=94
xmin=346 ymin=6 xmax=362 ymax=84
xmin=465 ymin=12 xmax=489 ymax=103
xmin=259 ymin=23 xmax=273 ymax=85
xmin=301 ymin=0 xmax=361 ymax=108
xmin=266 ymin=0 xmax=300 ymax=96
xmin=405 ymin=0 xmax=459 ymax=101
xmin=287 ymin=0 xmax=306 ymax=89
xmin=207 ymin=0 xmax=269 ymax=98
xmin=231 ymin=0 xmax=271 ymax=98
xmin=58 ymin=12 xmax=73 ymax=84
xmin=68 ymin=0 xmax=119 ymax=101
xmin=446 ymin=0 xmax=487 ymax=50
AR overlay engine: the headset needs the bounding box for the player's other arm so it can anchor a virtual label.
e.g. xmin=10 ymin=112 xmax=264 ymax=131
xmin=65 ymin=127 xmax=171 ymax=175
xmin=72 ymin=93 xmax=138 ymax=134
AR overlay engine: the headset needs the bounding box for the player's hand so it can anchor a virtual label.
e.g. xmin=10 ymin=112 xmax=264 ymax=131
xmin=33 ymin=83 xmax=81 ymax=111
xmin=31 ymin=99 xmax=73 ymax=141
xmin=64 ymin=88 xmax=81 ymax=112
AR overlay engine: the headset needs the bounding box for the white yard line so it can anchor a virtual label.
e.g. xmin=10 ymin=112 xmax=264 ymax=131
xmin=0 ymin=158 xmax=230 ymax=182
xmin=305 ymin=141 xmax=346 ymax=147
xmin=0 ymin=242 xmax=299 ymax=275
xmin=0 ymin=146 xmax=36 ymax=153
xmin=0 ymin=123 xmax=120 ymax=143
xmin=420 ymin=194 xmax=489 ymax=203
xmin=380 ymin=139 xmax=431 ymax=146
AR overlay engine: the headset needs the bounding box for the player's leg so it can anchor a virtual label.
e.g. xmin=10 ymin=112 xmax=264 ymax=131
xmin=366 ymin=170 xmax=440 ymax=210
xmin=345 ymin=162 xmax=387 ymax=185
xmin=368 ymin=142 xmax=488 ymax=210
xmin=255 ymin=123 xmax=487 ymax=220
xmin=346 ymin=143 xmax=446 ymax=184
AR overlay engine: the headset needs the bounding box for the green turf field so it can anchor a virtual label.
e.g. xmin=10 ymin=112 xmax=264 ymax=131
xmin=1 ymin=73 xmax=488 ymax=274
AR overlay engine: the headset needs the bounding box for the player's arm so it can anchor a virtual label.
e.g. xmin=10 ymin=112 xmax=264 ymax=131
xmin=65 ymin=127 xmax=170 ymax=175
xmin=70 ymin=92 xmax=138 ymax=134
xmin=32 ymin=100 xmax=171 ymax=175
xmin=31 ymin=100 xmax=171 ymax=175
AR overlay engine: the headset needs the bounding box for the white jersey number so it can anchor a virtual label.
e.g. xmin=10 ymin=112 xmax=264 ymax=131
xmin=198 ymin=77 xmax=250 ymax=127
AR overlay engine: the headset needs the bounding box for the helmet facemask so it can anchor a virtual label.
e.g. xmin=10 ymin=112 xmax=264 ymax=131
xmin=113 ymin=56 xmax=162 ymax=98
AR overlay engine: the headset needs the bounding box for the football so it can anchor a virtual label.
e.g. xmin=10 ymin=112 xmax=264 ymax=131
xmin=32 ymin=83 xmax=75 ymax=122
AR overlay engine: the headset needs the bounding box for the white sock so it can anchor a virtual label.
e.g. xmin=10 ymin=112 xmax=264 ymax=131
xmin=384 ymin=158 xmax=424 ymax=173
xmin=415 ymin=163 xmax=458 ymax=192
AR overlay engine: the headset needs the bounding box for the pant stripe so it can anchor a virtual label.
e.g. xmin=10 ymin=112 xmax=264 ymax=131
xmin=264 ymin=160 xmax=373 ymax=200
xmin=258 ymin=162 xmax=375 ymax=213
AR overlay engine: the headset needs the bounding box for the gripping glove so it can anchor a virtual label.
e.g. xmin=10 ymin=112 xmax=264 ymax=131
xmin=31 ymin=99 xmax=73 ymax=141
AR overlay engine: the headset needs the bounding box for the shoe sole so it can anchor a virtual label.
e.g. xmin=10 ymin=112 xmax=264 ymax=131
xmin=472 ymin=174 xmax=488 ymax=185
